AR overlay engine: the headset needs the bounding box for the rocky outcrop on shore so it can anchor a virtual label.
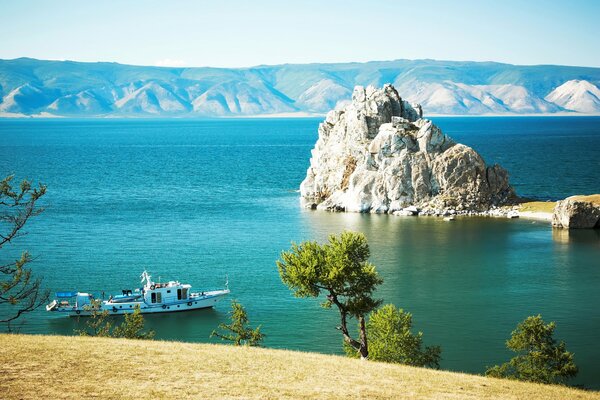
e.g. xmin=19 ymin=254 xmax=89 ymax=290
xmin=300 ymin=84 xmax=515 ymax=214
xmin=552 ymin=195 xmax=600 ymax=229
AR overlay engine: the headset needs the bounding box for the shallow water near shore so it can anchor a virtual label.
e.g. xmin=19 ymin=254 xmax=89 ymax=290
xmin=1 ymin=117 xmax=599 ymax=388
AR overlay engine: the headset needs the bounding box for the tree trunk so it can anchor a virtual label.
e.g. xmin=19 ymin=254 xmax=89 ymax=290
xmin=358 ymin=315 xmax=368 ymax=360
xmin=329 ymin=291 xmax=361 ymax=352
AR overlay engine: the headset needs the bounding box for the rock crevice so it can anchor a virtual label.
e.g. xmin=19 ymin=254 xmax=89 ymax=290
xmin=300 ymin=84 xmax=515 ymax=213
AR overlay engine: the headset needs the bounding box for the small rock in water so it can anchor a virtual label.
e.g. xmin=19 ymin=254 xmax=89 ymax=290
xmin=394 ymin=209 xmax=416 ymax=216
xmin=405 ymin=205 xmax=419 ymax=214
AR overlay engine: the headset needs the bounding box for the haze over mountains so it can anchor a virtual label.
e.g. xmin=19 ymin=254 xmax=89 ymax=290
xmin=1 ymin=58 xmax=600 ymax=117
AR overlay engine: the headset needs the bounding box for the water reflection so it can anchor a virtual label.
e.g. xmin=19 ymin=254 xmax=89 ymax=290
xmin=552 ymin=227 xmax=600 ymax=245
xmin=297 ymin=210 xmax=600 ymax=388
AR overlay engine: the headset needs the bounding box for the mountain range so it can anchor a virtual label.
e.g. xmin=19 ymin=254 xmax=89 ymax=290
xmin=1 ymin=58 xmax=600 ymax=117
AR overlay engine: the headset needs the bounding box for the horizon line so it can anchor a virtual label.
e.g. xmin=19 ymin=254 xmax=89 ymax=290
xmin=2 ymin=56 xmax=599 ymax=71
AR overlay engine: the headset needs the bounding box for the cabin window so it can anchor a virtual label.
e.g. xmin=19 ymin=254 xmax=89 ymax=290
xmin=151 ymin=293 xmax=156 ymax=303
xmin=156 ymin=292 xmax=162 ymax=303
xmin=167 ymin=290 xmax=171 ymax=293
xmin=182 ymin=288 xmax=188 ymax=299
xmin=177 ymin=289 xmax=182 ymax=300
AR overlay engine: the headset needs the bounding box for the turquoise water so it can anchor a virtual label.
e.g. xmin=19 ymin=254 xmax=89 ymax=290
xmin=1 ymin=117 xmax=599 ymax=388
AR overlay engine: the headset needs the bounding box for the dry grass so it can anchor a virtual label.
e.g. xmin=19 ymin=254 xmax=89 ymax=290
xmin=518 ymin=195 xmax=600 ymax=214
xmin=1 ymin=334 xmax=598 ymax=400
xmin=571 ymin=194 xmax=600 ymax=205
xmin=518 ymin=201 xmax=556 ymax=213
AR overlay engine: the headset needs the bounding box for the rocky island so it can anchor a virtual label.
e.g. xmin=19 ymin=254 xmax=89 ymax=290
xmin=300 ymin=84 xmax=515 ymax=216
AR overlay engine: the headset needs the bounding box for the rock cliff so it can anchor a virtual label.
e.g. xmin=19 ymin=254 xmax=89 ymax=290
xmin=300 ymin=84 xmax=515 ymax=214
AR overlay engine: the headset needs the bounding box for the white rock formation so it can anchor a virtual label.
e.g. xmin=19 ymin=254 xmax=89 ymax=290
xmin=300 ymin=84 xmax=515 ymax=213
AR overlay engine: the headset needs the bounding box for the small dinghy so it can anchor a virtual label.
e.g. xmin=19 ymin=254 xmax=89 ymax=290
xmin=46 ymin=270 xmax=229 ymax=317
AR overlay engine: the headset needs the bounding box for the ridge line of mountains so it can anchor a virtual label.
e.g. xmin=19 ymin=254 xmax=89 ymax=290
xmin=1 ymin=57 xmax=600 ymax=117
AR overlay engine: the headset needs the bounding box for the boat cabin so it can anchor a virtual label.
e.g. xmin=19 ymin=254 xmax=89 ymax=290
xmin=47 ymin=291 xmax=93 ymax=310
xmin=143 ymin=280 xmax=192 ymax=305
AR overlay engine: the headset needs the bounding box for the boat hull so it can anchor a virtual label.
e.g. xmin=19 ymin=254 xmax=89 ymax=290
xmin=50 ymin=289 xmax=229 ymax=317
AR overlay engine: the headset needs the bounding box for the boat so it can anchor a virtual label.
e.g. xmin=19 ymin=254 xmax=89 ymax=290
xmin=46 ymin=270 xmax=229 ymax=316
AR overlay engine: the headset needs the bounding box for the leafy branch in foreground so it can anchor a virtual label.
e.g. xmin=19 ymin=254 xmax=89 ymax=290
xmin=486 ymin=315 xmax=578 ymax=385
xmin=0 ymin=175 xmax=49 ymax=330
xmin=211 ymin=300 xmax=264 ymax=346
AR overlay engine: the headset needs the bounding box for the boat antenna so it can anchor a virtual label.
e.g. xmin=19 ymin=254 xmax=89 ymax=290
xmin=225 ymin=274 xmax=229 ymax=290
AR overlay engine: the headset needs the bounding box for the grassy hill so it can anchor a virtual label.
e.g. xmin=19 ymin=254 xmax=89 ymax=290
xmin=1 ymin=334 xmax=597 ymax=399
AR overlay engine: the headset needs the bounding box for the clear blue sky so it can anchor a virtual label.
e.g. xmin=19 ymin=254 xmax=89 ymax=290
xmin=1 ymin=0 xmax=598 ymax=68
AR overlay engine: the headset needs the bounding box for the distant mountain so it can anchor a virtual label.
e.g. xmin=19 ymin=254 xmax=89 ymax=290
xmin=1 ymin=58 xmax=600 ymax=117
xmin=545 ymin=80 xmax=600 ymax=113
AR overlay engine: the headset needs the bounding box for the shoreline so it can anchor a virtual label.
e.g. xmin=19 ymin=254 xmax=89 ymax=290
xmin=2 ymin=112 xmax=600 ymax=120
xmin=517 ymin=211 xmax=553 ymax=221
xmin=306 ymin=200 xmax=557 ymax=224
xmin=389 ymin=210 xmax=554 ymax=223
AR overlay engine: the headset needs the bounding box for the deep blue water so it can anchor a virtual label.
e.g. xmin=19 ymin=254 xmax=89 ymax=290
xmin=432 ymin=116 xmax=600 ymax=200
xmin=0 ymin=117 xmax=599 ymax=388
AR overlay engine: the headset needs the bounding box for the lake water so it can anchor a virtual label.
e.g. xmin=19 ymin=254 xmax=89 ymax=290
xmin=1 ymin=117 xmax=599 ymax=388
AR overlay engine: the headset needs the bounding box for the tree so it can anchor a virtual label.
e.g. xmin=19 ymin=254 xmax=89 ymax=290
xmin=277 ymin=231 xmax=383 ymax=359
xmin=0 ymin=175 xmax=49 ymax=330
xmin=345 ymin=304 xmax=441 ymax=368
xmin=211 ymin=300 xmax=264 ymax=346
xmin=76 ymin=302 xmax=154 ymax=340
xmin=112 ymin=306 xmax=155 ymax=339
xmin=75 ymin=302 xmax=113 ymax=337
xmin=486 ymin=315 xmax=578 ymax=384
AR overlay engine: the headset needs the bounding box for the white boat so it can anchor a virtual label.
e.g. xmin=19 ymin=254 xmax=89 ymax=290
xmin=46 ymin=270 xmax=229 ymax=317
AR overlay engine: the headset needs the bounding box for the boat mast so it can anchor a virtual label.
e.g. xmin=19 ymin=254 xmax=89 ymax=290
xmin=140 ymin=270 xmax=152 ymax=289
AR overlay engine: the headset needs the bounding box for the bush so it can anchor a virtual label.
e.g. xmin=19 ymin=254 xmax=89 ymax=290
xmin=345 ymin=304 xmax=441 ymax=368
xmin=76 ymin=303 xmax=154 ymax=340
xmin=211 ymin=300 xmax=264 ymax=346
xmin=486 ymin=315 xmax=578 ymax=384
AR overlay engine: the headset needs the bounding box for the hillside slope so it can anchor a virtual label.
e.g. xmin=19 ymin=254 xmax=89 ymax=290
xmin=1 ymin=58 xmax=600 ymax=117
xmin=1 ymin=334 xmax=597 ymax=399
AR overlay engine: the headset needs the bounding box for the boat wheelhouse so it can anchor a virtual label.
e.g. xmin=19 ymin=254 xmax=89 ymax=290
xmin=46 ymin=270 xmax=229 ymax=316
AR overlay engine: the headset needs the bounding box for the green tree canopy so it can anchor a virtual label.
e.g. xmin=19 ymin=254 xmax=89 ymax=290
xmin=486 ymin=315 xmax=578 ymax=385
xmin=211 ymin=300 xmax=264 ymax=346
xmin=0 ymin=175 xmax=48 ymax=330
xmin=345 ymin=304 xmax=441 ymax=368
xmin=277 ymin=231 xmax=382 ymax=359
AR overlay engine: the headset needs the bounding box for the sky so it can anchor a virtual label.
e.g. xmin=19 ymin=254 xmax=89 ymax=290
xmin=1 ymin=0 xmax=599 ymax=68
